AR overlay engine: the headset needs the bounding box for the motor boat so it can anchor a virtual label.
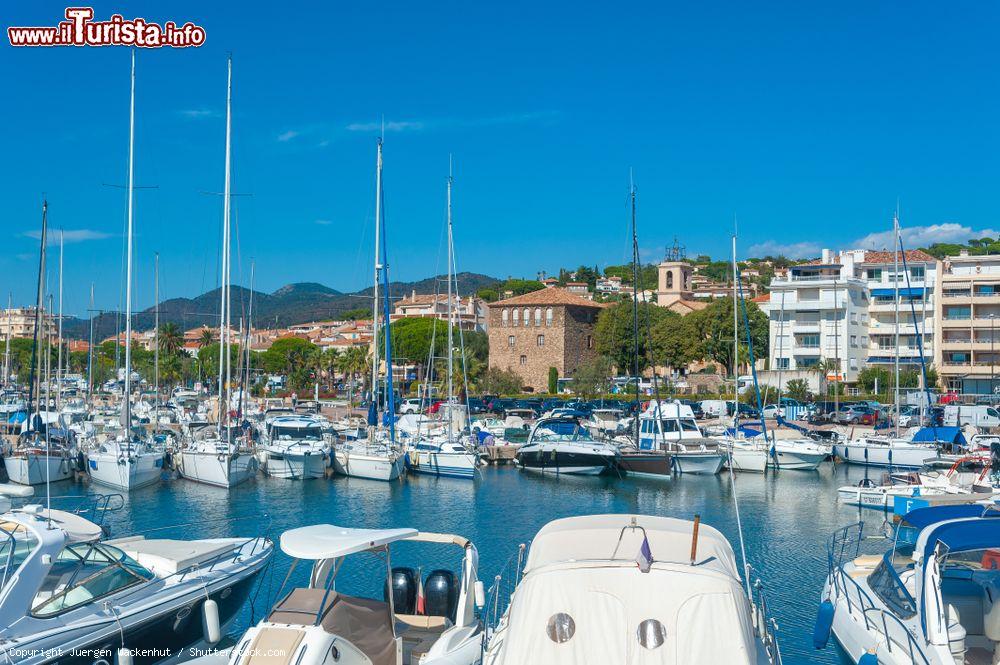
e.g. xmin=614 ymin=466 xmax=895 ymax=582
xmin=178 ymin=422 xmax=259 ymax=488
xmin=770 ymin=437 xmax=830 ymax=470
xmin=86 ymin=434 xmax=165 ymax=491
xmin=516 ymin=416 xmax=619 ymax=475
xmin=482 ymin=514 xmax=782 ymax=664
xmin=833 ymin=435 xmax=939 ymax=468
xmin=213 ymin=524 xmax=485 ymax=665
xmin=618 ymin=401 xmax=726 ymax=475
xmin=837 ymin=455 xmax=997 ymax=510
xmin=0 ymin=495 xmax=274 ymax=664
xmin=260 ymin=415 xmax=331 ymax=480
xmin=816 ymin=504 xmax=1000 ymax=664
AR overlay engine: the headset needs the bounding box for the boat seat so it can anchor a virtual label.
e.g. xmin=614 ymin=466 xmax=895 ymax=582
xmin=396 ymin=614 xmax=452 ymax=631
xmin=116 ymin=539 xmax=235 ymax=575
xmin=852 ymin=555 xmax=882 ymax=569
xmin=242 ymin=626 xmax=305 ymax=665
xmin=268 ymin=588 xmax=397 ymax=665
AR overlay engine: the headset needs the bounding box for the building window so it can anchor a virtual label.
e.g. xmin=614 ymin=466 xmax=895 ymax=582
xmin=512 ymin=309 xmax=520 ymax=326
xmin=776 ymin=358 xmax=789 ymax=370
xmin=799 ymin=334 xmax=820 ymax=348
xmin=587 ymin=335 xmax=594 ymax=349
xmin=537 ymin=334 xmax=545 ymax=347
xmin=523 ymin=308 xmax=531 ymax=327
xmin=546 ymin=308 xmax=553 ymax=326
xmin=534 ymin=308 xmax=542 ymax=326
xmin=666 ymin=272 xmax=674 ymax=289
xmin=508 ymin=335 xmax=515 ymax=348
xmin=519 ymin=355 xmax=527 ymax=366
xmin=501 ymin=309 xmax=508 ymax=327
xmin=911 ymin=266 xmax=925 ymax=280
xmin=866 ymin=268 xmax=882 ymax=280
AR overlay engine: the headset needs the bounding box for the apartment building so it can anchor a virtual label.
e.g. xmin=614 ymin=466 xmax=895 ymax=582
xmin=763 ymin=248 xmax=939 ymax=392
xmin=936 ymin=251 xmax=1000 ymax=395
xmin=0 ymin=307 xmax=55 ymax=341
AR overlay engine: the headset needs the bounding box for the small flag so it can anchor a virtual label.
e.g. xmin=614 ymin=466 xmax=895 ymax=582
xmin=416 ymin=569 xmax=426 ymax=614
xmin=636 ymin=535 xmax=653 ymax=573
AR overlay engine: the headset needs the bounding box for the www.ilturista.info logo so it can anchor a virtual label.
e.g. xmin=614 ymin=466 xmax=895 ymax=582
xmin=8 ymin=7 xmax=206 ymax=48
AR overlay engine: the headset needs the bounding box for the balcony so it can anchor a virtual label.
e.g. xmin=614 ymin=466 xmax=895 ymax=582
xmin=793 ymin=346 xmax=822 ymax=356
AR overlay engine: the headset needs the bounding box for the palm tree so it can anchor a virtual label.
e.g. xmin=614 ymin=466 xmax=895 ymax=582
xmin=198 ymin=328 xmax=215 ymax=348
xmin=159 ymin=322 xmax=183 ymax=355
xmin=337 ymin=346 xmax=370 ymax=407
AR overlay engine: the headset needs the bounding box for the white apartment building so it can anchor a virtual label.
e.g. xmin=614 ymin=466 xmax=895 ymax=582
xmin=0 ymin=307 xmax=56 ymax=341
xmin=390 ymin=291 xmax=488 ymax=332
xmin=936 ymin=251 xmax=1000 ymax=395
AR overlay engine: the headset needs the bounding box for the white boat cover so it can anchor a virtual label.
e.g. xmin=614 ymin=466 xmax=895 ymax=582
xmin=116 ymin=538 xmax=237 ymax=574
xmin=495 ymin=563 xmax=757 ymax=664
xmin=525 ymin=514 xmax=740 ymax=579
xmin=280 ymin=525 xmax=418 ymax=560
xmin=38 ymin=509 xmax=103 ymax=543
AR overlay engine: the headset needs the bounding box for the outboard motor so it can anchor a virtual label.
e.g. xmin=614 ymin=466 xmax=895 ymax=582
xmin=385 ymin=567 xmax=417 ymax=615
xmin=424 ymin=569 xmax=459 ymax=622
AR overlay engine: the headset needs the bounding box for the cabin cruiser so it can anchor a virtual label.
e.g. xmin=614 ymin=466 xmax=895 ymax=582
xmin=618 ymin=401 xmax=726 ymax=475
xmin=178 ymin=422 xmax=259 ymax=488
xmin=215 ymin=524 xmax=485 ymax=665
xmin=837 ymin=455 xmax=997 ymax=510
xmin=260 ymin=415 xmax=331 ymax=480
xmin=87 ymin=434 xmax=165 ymax=492
xmin=482 ymin=514 xmax=782 ymax=664
xmin=516 ymin=416 xmax=618 ymax=475
xmin=0 ymin=497 xmax=274 ymax=665
xmin=725 ymin=430 xmax=829 ymax=472
xmin=834 ymin=435 xmax=939 ymax=468
xmin=583 ymin=407 xmax=628 ymax=438
xmin=816 ymin=504 xmax=1000 ymax=664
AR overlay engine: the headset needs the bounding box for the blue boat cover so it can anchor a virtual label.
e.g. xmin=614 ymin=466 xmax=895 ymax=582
xmin=922 ymin=515 xmax=1000 ymax=570
xmin=911 ymin=426 xmax=965 ymax=446
xmin=902 ymin=504 xmax=997 ymax=530
xmin=725 ymin=425 xmax=763 ymax=438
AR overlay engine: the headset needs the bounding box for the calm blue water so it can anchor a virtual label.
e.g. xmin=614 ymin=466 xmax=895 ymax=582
xmin=44 ymin=462 xmax=891 ymax=664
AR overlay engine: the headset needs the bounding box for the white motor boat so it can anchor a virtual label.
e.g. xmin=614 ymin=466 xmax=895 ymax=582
xmin=179 ymin=425 xmax=258 ymax=488
xmin=770 ymin=438 xmax=829 ymax=470
xmin=517 ymin=416 xmax=619 ymax=475
xmin=87 ymin=436 xmax=164 ymax=491
xmin=834 ymin=436 xmax=939 ymax=468
xmin=816 ymin=504 xmax=1000 ymax=664
xmin=261 ymin=415 xmax=331 ymax=480
xmin=837 ymin=455 xmax=997 ymax=510
xmin=0 ymin=497 xmax=274 ymax=664
xmin=624 ymin=401 xmax=726 ymax=475
xmin=482 ymin=514 xmax=782 ymax=664
xmin=214 ymin=524 xmax=485 ymax=665
xmin=727 ymin=439 xmax=770 ymax=473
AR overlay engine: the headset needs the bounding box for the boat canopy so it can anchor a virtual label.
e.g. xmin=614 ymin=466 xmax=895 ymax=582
xmin=911 ymin=426 xmax=966 ymax=446
xmin=902 ymin=504 xmax=997 ymax=530
xmin=280 ymin=525 xmax=418 ymax=560
xmin=916 ymin=515 xmax=1000 ymax=568
xmin=524 ymin=514 xmax=740 ymax=579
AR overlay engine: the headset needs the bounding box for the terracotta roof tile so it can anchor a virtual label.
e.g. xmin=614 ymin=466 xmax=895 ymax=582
xmin=488 ymin=287 xmax=605 ymax=308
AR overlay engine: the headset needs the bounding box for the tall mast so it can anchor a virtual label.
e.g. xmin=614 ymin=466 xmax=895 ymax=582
xmin=57 ymin=230 xmax=63 ymax=411
xmin=446 ymin=163 xmax=454 ymax=443
xmin=629 ymin=174 xmax=641 ymax=442
xmin=732 ymin=232 xmax=739 ymax=428
xmin=121 ymin=48 xmax=136 ymax=433
xmin=3 ymin=293 xmax=11 ymax=387
xmin=893 ymin=211 xmax=901 ymax=437
xmin=218 ymin=54 xmax=233 ymax=436
xmin=153 ymin=252 xmax=159 ymax=428
xmin=86 ymin=283 xmax=94 ymax=407
xmin=26 ymin=201 xmax=48 ymax=426
xmin=371 ymin=138 xmax=383 ymax=408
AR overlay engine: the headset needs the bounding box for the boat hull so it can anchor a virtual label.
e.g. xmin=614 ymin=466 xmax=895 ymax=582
xmin=406 ymin=450 xmax=479 ymax=479
xmin=88 ymin=452 xmax=163 ymax=491
xmin=333 ymin=449 xmax=405 ymax=481
xmin=617 ymin=452 xmax=673 ymax=479
xmin=770 ymin=448 xmax=827 ymax=471
xmin=516 ymin=448 xmax=616 ymax=475
xmin=262 ymin=449 xmax=326 ymax=479
xmin=833 ymin=442 xmax=938 ymax=468
xmin=728 ymin=448 xmax=768 ymax=473
xmin=5 ymin=453 xmax=73 ymax=485
xmin=672 ymin=452 xmax=725 ymax=475
xmin=179 ymin=450 xmax=257 ymax=488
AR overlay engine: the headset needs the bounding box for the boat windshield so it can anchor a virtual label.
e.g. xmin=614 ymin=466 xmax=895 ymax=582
xmin=650 ymin=418 xmax=700 ymax=434
xmin=533 ymin=421 xmax=594 ymax=442
xmin=31 ymin=543 xmax=154 ymax=617
xmin=273 ymin=426 xmax=322 ymax=440
xmin=868 ymin=547 xmax=917 ymax=619
xmin=0 ymin=524 xmax=39 ymax=593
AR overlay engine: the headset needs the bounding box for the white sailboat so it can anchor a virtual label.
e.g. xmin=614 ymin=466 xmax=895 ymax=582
xmin=333 ymin=137 xmax=406 ymax=482
xmin=178 ymin=55 xmax=257 ymax=488
xmin=87 ymin=51 xmax=164 ymax=492
xmin=407 ymin=168 xmax=481 ymax=480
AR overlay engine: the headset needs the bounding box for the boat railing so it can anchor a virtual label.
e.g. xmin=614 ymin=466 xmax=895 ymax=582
xmin=483 ymin=542 xmax=527 ymax=635
xmin=745 ymin=566 xmax=783 ymax=665
xmin=12 ymin=492 xmax=125 ymax=528
xmin=827 ymin=521 xmax=865 ymax=572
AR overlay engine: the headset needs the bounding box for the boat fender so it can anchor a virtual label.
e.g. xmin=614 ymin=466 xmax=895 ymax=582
xmin=217 ymin=454 xmax=226 ymax=463
xmin=117 ymin=456 xmax=126 ymax=466
xmin=117 ymin=647 xmax=133 ymax=665
xmin=858 ymin=649 xmax=878 ymax=665
xmin=202 ymin=598 xmax=221 ymax=645
xmin=812 ymin=599 xmax=835 ymax=649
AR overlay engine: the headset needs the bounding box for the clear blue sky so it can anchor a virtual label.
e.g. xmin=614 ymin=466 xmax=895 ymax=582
xmin=4 ymin=1 xmax=1000 ymax=315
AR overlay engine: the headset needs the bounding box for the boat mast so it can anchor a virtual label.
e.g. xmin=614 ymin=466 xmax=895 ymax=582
xmin=732 ymin=231 xmax=739 ymax=430
xmin=446 ymin=168 xmax=455 ymax=442
xmin=3 ymin=292 xmax=11 ymax=388
xmin=86 ymin=283 xmax=94 ymax=408
xmin=153 ymin=252 xmax=159 ymax=429
xmin=371 ymin=138 xmax=383 ymax=415
xmin=218 ymin=54 xmax=233 ymax=437
xmin=26 ymin=201 xmax=47 ymax=428
xmin=56 ymin=231 xmax=63 ymax=411
xmin=629 ymin=174 xmax=641 ymax=443
xmin=893 ymin=211 xmax=901 ymax=437
xmin=121 ymin=49 xmax=137 ymax=435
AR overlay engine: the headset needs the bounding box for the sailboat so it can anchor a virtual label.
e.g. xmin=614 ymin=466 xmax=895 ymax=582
xmin=87 ymin=51 xmax=164 ymax=492
xmin=6 ymin=202 xmax=76 ymax=486
xmin=332 ymin=137 xmax=406 ymax=482
xmin=405 ymin=168 xmax=482 ymax=479
xmin=178 ymin=55 xmax=258 ymax=488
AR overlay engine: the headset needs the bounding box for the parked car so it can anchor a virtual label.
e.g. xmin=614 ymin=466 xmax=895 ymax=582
xmin=834 ymin=403 xmax=877 ymax=424
xmin=399 ymin=398 xmax=423 ymax=414
xmin=466 ymin=397 xmax=487 ymax=415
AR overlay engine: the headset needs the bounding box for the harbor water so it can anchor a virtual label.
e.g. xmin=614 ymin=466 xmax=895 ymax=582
xmin=48 ymin=462 xmax=892 ymax=664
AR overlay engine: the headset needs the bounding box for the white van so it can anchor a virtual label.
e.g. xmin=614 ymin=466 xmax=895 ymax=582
xmin=700 ymin=399 xmax=728 ymax=418
xmin=943 ymin=404 xmax=1000 ymax=429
